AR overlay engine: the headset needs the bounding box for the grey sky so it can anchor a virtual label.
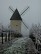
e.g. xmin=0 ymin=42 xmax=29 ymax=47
xmin=0 ymin=0 xmax=41 ymax=27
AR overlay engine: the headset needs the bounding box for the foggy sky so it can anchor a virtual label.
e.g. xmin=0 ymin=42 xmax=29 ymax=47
xmin=0 ymin=0 xmax=41 ymax=27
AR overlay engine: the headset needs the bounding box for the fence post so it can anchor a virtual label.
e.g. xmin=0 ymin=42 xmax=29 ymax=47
xmin=5 ymin=33 xmax=7 ymax=42
xmin=8 ymin=31 xmax=10 ymax=41
xmin=1 ymin=32 xmax=3 ymax=44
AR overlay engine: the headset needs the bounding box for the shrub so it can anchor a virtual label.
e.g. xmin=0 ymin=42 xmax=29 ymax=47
xmin=14 ymin=33 xmax=22 ymax=38
xmin=29 ymin=33 xmax=36 ymax=43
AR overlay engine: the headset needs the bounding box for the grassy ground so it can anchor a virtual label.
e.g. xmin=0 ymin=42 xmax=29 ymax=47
xmin=0 ymin=37 xmax=18 ymax=54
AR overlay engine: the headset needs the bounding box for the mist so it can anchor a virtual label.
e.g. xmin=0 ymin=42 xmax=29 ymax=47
xmin=0 ymin=0 xmax=41 ymax=35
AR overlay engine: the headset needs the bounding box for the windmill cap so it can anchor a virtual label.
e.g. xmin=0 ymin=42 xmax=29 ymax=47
xmin=10 ymin=8 xmax=22 ymax=20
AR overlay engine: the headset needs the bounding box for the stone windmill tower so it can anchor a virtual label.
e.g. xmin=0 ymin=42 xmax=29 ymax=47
xmin=9 ymin=6 xmax=29 ymax=33
xmin=10 ymin=9 xmax=22 ymax=33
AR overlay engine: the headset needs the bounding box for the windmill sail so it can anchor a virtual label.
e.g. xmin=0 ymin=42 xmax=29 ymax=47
xmin=20 ymin=6 xmax=29 ymax=15
xmin=9 ymin=6 xmax=14 ymax=12
xmin=22 ymin=20 xmax=28 ymax=29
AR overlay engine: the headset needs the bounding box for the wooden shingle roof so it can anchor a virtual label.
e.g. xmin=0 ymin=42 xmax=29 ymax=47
xmin=10 ymin=9 xmax=22 ymax=20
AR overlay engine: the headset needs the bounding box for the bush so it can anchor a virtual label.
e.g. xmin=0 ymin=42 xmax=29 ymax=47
xmin=14 ymin=33 xmax=22 ymax=38
xmin=29 ymin=33 xmax=36 ymax=43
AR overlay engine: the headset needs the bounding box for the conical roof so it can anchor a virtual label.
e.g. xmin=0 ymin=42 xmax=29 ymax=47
xmin=10 ymin=9 xmax=22 ymax=20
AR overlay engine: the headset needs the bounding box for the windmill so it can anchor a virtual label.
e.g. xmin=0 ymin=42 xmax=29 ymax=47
xmin=9 ymin=6 xmax=29 ymax=33
xmin=9 ymin=6 xmax=41 ymax=54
